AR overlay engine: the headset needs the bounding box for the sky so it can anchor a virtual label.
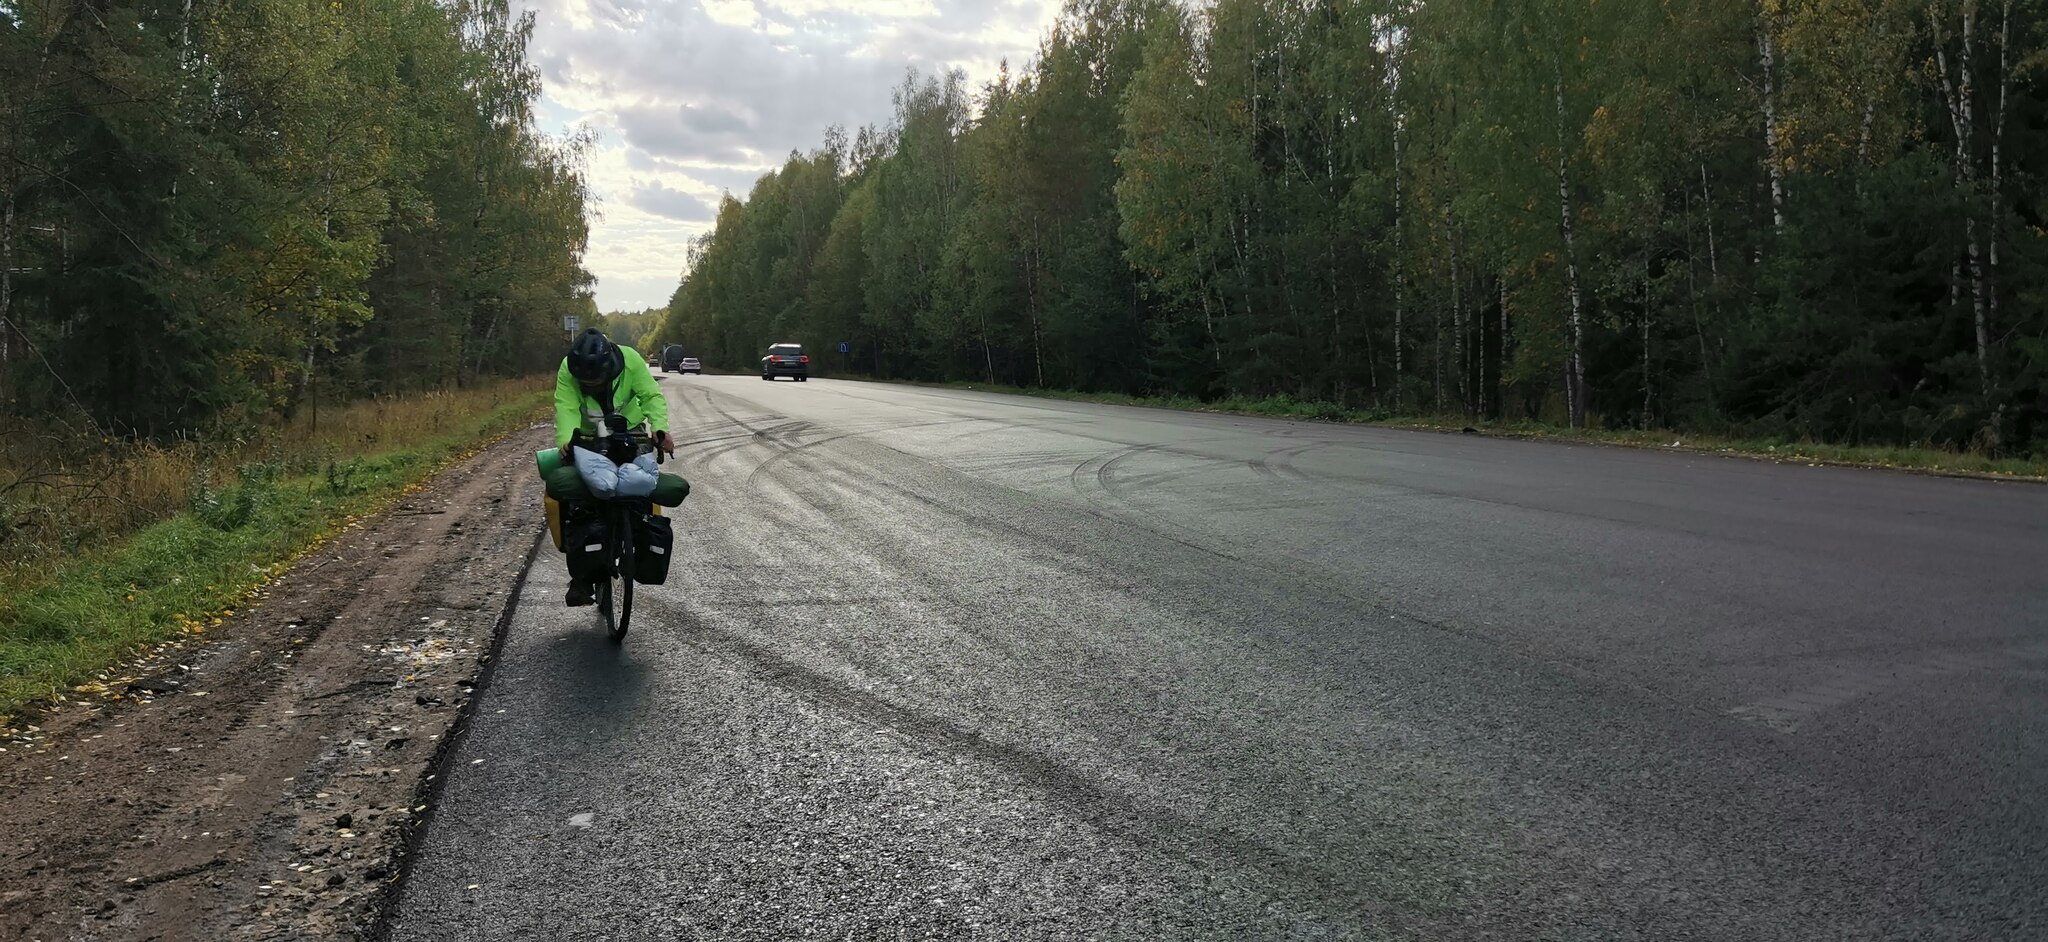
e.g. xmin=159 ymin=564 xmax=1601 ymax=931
xmin=516 ymin=0 xmax=1067 ymax=312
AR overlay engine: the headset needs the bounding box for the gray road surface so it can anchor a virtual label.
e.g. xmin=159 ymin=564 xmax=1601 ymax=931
xmin=385 ymin=376 xmax=2048 ymax=941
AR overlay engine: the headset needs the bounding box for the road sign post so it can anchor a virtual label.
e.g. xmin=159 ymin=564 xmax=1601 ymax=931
xmin=563 ymin=314 xmax=579 ymax=339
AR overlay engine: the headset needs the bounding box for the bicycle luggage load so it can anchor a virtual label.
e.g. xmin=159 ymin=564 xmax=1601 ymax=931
xmin=632 ymin=513 xmax=674 ymax=586
xmin=565 ymin=513 xmax=611 ymax=586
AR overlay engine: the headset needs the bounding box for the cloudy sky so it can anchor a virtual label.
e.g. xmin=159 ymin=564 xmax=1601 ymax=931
xmin=518 ymin=0 xmax=1066 ymax=311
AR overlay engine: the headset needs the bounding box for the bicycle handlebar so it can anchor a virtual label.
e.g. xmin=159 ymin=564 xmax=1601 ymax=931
xmin=582 ymin=412 xmax=668 ymax=465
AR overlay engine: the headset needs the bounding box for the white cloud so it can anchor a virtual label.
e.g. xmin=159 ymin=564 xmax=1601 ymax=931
xmin=516 ymin=0 xmax=1063 ymax=310
xmin=764 ymin=0 xmax=941 ymax=16
xmin=700 ymin=0 xmax=759 ymax=28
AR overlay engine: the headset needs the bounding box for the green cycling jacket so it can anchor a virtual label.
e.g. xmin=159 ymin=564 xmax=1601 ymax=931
xmin=554 ymin=344 xmax=669 ymax=447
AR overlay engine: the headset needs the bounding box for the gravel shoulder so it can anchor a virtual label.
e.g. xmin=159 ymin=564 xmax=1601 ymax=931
xmin=0 ymin=426 xmax=550 ymax=942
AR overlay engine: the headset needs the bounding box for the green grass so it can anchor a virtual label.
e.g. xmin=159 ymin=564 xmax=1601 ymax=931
xmin=0 ymin=389 xmax=550 ymax=719
xmin=911 ymin=380 xmax=2048 ymax=481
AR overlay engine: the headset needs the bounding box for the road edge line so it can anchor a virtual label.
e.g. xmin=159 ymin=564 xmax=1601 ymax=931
xmin=362 ymin=526 xmax=547 ymax=941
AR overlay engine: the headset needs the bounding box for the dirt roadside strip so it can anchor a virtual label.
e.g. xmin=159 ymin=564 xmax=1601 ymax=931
xmin=1 ymin=426 xmax=554 ymax=942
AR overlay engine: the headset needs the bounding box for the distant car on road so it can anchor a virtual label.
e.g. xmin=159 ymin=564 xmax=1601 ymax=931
xmin=761 ymin=343 xmax=808 ymax=382
xmin=660 ymin=345 xmax=687 ymax=373
xmin=678 ymin=356 xmax=701 ymax=375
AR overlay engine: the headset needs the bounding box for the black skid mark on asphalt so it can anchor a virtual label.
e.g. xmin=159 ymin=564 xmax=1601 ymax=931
xmin=1065 ymin=445 xmax=1253 ymax=563
xmin=1092 ymin=442 xmax=1186 ymax=497
xmin=872 ymin=387 xmax=1101 ymax=442
xmin=846 ymin=445 xmax=1670 ymax=726
xmin=751 ymin=419 xmax=817 ymax=442
xmin=1258 ymin=441 xmax=1342 ymax=489
xmin=739 ymin=425 xmax=985 ymax=495
xmin=685 ymin=618 xmax=1402 ymax=930
xmin=799 ymin=438 xmax=1248 ymax=577
xmin=672 ymin=429 xmax=757 ymax=450
xmin=1725 ymin=636 xmax=2048 ymax=734
xmin=693 ymin=390 xmax=971 ymax=483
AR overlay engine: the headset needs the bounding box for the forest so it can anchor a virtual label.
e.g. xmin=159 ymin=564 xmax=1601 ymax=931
xmin=659 ymin=0 xmax=2047 ymax=455
xmin=0 ymin=0 xmax=592 ymax=437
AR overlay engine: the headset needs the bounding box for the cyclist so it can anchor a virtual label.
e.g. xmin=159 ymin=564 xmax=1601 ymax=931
xmin=550 ymin=328 xmax=675 ymax=606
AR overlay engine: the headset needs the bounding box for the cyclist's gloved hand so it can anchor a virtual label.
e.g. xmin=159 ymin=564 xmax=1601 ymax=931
xmin=653 ymin=430 xmax=675 ymax=459
xmin=560 ymin=431 xmax=588 ymax=463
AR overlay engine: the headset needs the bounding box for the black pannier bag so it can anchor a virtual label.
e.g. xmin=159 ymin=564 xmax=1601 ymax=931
xmin=633 ymin=513 xmax=674 ymax=586
xmin=565 ymin=513 xmax=611 ymax=585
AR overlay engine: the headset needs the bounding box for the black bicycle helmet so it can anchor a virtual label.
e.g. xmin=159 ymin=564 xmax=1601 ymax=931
xmin=566 ymin=327 xmax=623 ymax=384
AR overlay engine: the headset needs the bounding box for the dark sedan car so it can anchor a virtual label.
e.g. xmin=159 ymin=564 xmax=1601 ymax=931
xmin=761 ymin=343 xmax=808 ymax=381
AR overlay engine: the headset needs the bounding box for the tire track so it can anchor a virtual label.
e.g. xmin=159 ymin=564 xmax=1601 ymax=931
xmin=1726 ymin=638 xmax=2048 ymax=733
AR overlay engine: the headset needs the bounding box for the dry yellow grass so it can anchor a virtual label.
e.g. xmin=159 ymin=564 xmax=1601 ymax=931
xmin=272 ymin=381 xmax=550 ymax=456
xmin=0 ymin=377 xmax=549 ymax=583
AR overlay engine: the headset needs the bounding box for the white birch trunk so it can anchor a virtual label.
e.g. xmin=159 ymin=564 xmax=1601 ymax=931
xmin=1962 ymin=5 xmax=1990 ymax=394
xmin=1028 ymin=218 xmax=1046 ymax=387
xmin=1700 ymin=162 xmax=1720 ymax=284
xmin=1555 ymin=68 xmax=1587 ymax=428
xmin=1392 ymin=112 xmax=1404 ymax=412
xmin=1433 ymin=271 xmax=1443 ymax=413
xmin=0 ymin=197 xmax=11 ymax=315
xmin=1968 ymin=217 xmax=1989 ymax=394
xmin=1757 ymin=11 xmax=1785 ymax=233
xmin=1642 ymin=254 xmax=1654 ymax=428
xmin=1857 ymin=98 xmax=1876 ymax=168
xmin=1446 ymin=201 xmax=1467 ymax=415
xmin=1 ymin=196 xmax=13 ymax=368
xmin=980 ymin=324 xmax=995 ymax=386
xmin=1499 ymin=274 xmax=1510 ymax=419
xmin=1988 ymin=0 xmax=2011 ymax=355
xmin=1932 ymin=6 xmax=1990 ymax=394
xmin=1201 ymin=288 xmax=1220 ymax=366
xmin=1687 ymin=224 xmax=1714 ymax=410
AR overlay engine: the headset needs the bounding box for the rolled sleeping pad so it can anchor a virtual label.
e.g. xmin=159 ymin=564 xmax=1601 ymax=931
xmin=535 ymin=446 xmax=566 ymax=478
xmin=541 ymin=445 xmax=688 ymax=508
xmin=651 ymin=472 xmax=690 ymax=507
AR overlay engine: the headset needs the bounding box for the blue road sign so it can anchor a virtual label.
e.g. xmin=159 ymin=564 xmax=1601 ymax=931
xmin=838 ymin=342 xmax=850 ymax=354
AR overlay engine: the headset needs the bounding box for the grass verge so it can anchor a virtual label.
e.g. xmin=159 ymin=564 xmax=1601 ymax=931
xmin=0 ymin=381 xmax=551 ymax=718
xmin=906 ymin=380 xmax=2048 ymax=481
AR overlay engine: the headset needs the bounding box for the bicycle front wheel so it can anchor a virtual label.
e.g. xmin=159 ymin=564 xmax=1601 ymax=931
xmin=609 ymin=509 xmax=634 ymax=643
xmin=595 ymin=570 xmax=615 ymax=634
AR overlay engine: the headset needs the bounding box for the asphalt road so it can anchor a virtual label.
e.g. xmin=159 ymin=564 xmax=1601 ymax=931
xmin=386 ymin=376 xmax=2048 ymax=941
